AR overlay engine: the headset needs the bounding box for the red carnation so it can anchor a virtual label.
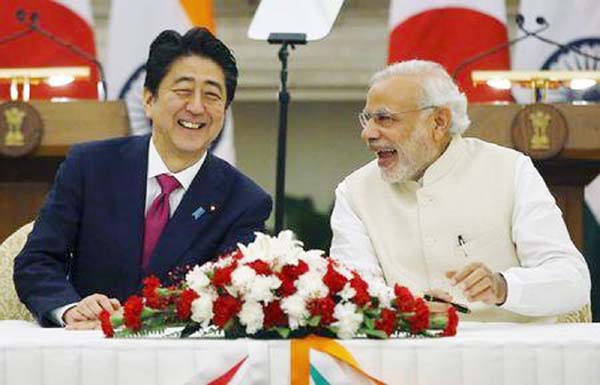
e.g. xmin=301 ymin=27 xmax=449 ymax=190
xmin=212 ymin=295 xmax=242 ymax=328
xmin=99 ymin=310 xmax=114 ymax=338
xmin=277 ymin=273 xmax=297 ymax=297
xmin=375 ymin=308 xmax=397 ymax=336
xmin=281 ymin=260 xmax=309 ymax=279
xmin=263 ymin=301 xmax=288 ymax=328
xmin=323 ymin=261 xmax=348 ymax=294
xmin=176 ymin=289 xmax=200 ymax=320
xmin=308 ymin=297 xmax=336 ymax=325
xmin=442 ymin=306 xmax=459 ymax=337
xmin=123 ymin=295 xmax=144 ymax=331
xmin=277 ymin=260 xmax=309 ymax=297
xmin=408 ymin=297 xmax=430 ymax=334
xmin=246 ymin=260 xmax=272 ymax=276
xmin=394 ymin=284 xmax=415 ymax=313
xmin=142 ymin=275 xmax=162 ymax=309
xmin=212 ymin=262 xmax=237 ymax=288
xmin=229 ymin=249 xmax=244 ymax=261
xmin=350 ymin=272 xmax=370 ymax=306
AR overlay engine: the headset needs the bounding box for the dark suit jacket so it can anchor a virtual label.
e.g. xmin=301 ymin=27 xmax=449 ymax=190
xmin=13 ymin=135 xmax=272 ymax=326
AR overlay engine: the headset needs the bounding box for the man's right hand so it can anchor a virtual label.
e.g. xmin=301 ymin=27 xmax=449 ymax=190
xmin=423 ymin=288 xmax=453 ymax=314
xmin=64 ymin=294 xmax=121 ymax=330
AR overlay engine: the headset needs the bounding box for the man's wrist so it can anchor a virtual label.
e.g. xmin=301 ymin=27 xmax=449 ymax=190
xmin=50 ymin=303 xmax=78 ymax=327
xmin=494 ymin=273 xmax=508 ymax=305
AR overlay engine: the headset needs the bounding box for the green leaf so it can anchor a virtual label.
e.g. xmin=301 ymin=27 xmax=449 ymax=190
xmin=429 ymin=314 xmax=447 ymax=330
xmin=364 ymin=317 xmax=375 ymax=330
xmin=364 ymin=329 xmax=388 ymax=339
xmin=180 ymin=323 xmax=202 ymax=338
xmin=308 ymin=315 xmax=321 ymax=327
xmin=274 ymin=327 xmax=291 ymax=338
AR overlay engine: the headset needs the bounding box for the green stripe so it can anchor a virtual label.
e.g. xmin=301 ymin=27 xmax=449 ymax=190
xmin=310 ymin=364 xmax=332 ymax=385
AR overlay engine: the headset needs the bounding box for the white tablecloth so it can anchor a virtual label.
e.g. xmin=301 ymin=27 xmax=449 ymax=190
xmin=0 ymin=321 xmax=599 ymax=385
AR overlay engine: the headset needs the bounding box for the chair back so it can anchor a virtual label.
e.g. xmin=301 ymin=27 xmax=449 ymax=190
xmin=0 ymin=222 xmax=35 ymax=321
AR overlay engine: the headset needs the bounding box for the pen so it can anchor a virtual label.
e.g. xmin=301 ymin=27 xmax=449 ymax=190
xmin=457 ymin=235 xmax=468 ymax=258
xmin=424 ymin=294 xmax=471 ymax=314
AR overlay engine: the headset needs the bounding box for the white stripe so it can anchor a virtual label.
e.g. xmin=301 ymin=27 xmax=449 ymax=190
xmin=310 ymin=350 xmax=373 ymax=385
xmin=106 ymin=0 xmax=191 ymax=98
xmin=389 ymin=0 xmax=506 ymax=31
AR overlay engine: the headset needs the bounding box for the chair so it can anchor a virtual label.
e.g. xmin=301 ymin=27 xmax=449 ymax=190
xmin=557 ymin=303 xmax=592 ymax=323
xmin=0 ymin=222 xmax=35 ymax=321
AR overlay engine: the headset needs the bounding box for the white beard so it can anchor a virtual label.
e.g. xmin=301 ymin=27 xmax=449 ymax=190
xmin=379 ymin=125 xmax=439 ymax=184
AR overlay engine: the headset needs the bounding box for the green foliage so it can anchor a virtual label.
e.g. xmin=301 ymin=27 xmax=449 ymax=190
xmin=270 ymin=196 xmax=333 ymax=252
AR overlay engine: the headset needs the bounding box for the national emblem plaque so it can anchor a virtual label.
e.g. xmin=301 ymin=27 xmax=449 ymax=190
xmin=511 ymin=103 xmax=568 ymax=160
xmin=0 ymin=101 xmax=44 ymax=157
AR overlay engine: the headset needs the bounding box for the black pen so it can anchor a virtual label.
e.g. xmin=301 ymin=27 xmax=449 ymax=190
xmin=424 ymin=294 xmax=471 ymax=314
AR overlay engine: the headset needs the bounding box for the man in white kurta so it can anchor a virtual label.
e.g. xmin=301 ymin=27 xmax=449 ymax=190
xmin=330 ymin=60 xmax=590 ymax=322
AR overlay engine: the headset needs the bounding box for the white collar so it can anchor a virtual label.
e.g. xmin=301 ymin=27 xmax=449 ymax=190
xmin=147 ymin=137 xmax=207 ymax=190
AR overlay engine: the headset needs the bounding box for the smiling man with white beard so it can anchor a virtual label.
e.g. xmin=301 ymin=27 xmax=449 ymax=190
xmin=14 ymin=28 xmax=272 ymax=329
xmin=329 ymin=60 xmax=590 ymax=323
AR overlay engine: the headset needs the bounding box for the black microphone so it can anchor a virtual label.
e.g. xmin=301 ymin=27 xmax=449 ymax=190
xmin=452 ymin=14 xmax=549 ymax=80
xmin=516 ymin=15 xmax=600 ymax=63
xmin=0 ymin=8 xmax=107 ymax=100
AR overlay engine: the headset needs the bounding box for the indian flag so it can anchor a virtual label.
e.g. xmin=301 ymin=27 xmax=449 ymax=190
xmin=0 ymin=0 xmax=99 ymax=100
xmin=105 ymin=0 xmax=235 ymax=165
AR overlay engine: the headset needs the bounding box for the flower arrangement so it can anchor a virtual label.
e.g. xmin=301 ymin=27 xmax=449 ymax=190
xmin=100 ymin=231 xmax=458 ymax=339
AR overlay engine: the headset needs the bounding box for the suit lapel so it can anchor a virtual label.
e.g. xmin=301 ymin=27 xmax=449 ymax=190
xmin=117 ymin=135 xmax=150 ymax=292
xmin=147 ymin=153 xmax=229 ymax=278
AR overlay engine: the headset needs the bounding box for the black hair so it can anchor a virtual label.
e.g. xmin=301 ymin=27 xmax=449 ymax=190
xmin=144 ymin=27 xmax=238 ymax=107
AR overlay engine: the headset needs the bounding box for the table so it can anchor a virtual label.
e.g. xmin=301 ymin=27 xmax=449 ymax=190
xmin=1 ymin=321 xmax=599 ymax=385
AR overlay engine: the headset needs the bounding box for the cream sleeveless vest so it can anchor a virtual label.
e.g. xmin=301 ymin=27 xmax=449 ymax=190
xmin=343 ymin=135 xmax=554 ymax=322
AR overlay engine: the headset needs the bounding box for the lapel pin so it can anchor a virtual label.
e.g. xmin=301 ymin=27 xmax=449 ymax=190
xmin=192 ymin=206 xmax=206 ymax=220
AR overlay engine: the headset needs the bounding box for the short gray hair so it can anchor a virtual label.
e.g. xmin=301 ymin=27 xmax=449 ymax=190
xmin=370 ymin=60 xmax=471 ymax=134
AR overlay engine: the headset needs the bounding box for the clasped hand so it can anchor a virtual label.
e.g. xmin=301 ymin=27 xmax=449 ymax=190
xmin=64 ymin=293 xmax=121 ymax=330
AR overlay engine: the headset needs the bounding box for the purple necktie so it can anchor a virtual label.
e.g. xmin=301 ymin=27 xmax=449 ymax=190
xmin=142 ymin=174 xmax=181 ymax=269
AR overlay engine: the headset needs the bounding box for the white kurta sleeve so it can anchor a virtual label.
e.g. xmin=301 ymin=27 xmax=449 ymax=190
xmin=329 ymin=181 xmax=385 ymax=279
xmin=501 ymin=155 xmax=591 ymax=316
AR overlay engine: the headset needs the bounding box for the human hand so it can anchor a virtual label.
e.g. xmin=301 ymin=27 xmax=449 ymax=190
xmin=446 ymin=262 xmax=507 ymax=305
xmin=64 ymin=294 xmax=121 ymax=329
xmin=423 ymin=288 xmax=453 ymax=314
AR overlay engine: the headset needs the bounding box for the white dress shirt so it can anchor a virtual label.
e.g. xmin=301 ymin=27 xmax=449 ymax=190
xmin=51 ymin=137 xmax=206 ymax=326
xmin=331 ymin=155 xmax=591 ymax=317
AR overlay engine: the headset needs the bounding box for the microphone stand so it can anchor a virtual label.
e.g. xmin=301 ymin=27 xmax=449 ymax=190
xmin=452 ymin=16 xmax=549 ymax=80
xmin=0 ymin=9 xmax=107 ymax=100
xmin=267 ymin=32 xmax=306 ymax=234
xmin=515 ymin=17 xmax=600 ymax=63
xmin=514 ymin=16 xmax=600 ymax=101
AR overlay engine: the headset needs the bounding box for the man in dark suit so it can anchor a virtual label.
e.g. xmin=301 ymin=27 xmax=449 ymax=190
xmin=13 ymin=28 xmax=272 ymax=329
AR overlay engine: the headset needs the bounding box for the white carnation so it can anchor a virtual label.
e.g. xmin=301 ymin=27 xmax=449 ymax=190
xmin=246 ymin=275 xmax=281 ymax=303
xmin=338 ymin=282 xmax=357 ymax=302
xmin=185 ymin=266 xmax=210 ymax=293
xmin=366 ymin=276 xmax=395 ymax=308
xmin=296 ymin=271 xmax=329 ymax=299
xmin=281 ymin=294 xmax=309 ymax=330
xmin=231 ymin=265 xmax=257 ymax=295
xmin=329 ymin=259 xmax=353 ymax=280
xmin=302 ymin=250 xmax=327 ymax=273
xmin=239 ymin=301 xmax=264 ymax=335
xmin=190 ymin=295 xmax=214 ymax=327
xmin=213 ymin=256 xmax=234 ymax=269
xmin=332 ymin=302 xmax=363 ymax=339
